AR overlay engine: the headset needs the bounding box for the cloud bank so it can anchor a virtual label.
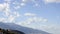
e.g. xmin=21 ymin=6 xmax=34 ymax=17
xmin=44 ymin=0 xmax=60 ymax=3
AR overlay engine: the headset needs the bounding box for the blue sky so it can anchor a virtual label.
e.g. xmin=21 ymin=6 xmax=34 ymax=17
xmin=0 ymin=0 xmax=60 ymax=34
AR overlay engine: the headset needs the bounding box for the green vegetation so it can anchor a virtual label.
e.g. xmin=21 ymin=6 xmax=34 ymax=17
xmin=0 ymin=28 xmax=24 ymax=34
xmin=0 ymin=28 xmax=14 ymax=34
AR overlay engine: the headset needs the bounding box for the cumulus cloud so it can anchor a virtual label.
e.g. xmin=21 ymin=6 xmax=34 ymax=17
xmin=0 ymin=3 xmax=10 ymax=16
xmin=14 ymin=6 xmax=21 ymax=10
xmin=12 ymin=0 xmax=26 ymax=10
xmin=20 ymin=0 xmax=40 ymax=7
xmin=12 ymin=1 xmax=21 ymax=10
xmin=0 ymin=0 xmax=11 ymax=22
xmin=0 ymin=0 xmax=21 ymax=23
xmin=24 ymin=13 xmax=36 ymax=16
xmin=13 ymin=12 xmax=20 ymax=17
xmin=4 ymin=3 xmax=10 ymax=16
xmin=0 ymin=11 xmax=21 ymax=23
xmin=0 ymin=3 xmax=6 ymax=11
xmin=20 ymin=3 xmax=26 ymax=6
xmin=44 ymin=0 xmax=60 ymax=3
xmin=15 ymin=16 xmax=48 ymax=26
xmin=15 ymin=16 xmax=48 ymax=30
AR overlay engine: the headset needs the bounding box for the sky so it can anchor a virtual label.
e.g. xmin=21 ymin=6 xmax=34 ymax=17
xmin=0 ymin=0 xmax=60 ymax=34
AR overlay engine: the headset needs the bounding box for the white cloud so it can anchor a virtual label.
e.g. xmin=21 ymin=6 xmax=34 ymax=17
xmin=0 ymin=18 xmax=6 ymax=22
xmin=5 ymin=11 xmax=21 ymax=22
xmin=0 ymin=3 xmax=6 ymax=11
xmin=24 ymin=13 xmax=36 ymax=16
xmin=15 ymin=16 xmax=48 ymax=26
xmin=12 ymin=1 xmax=21 ymax=10
xmin=4 ymin=3 xmax=10 ymax=16
xmin=13 ymin=12 xmax=20 ymax=17
xmin=43 ymin=19 xmax=48 ymax=22
xmin=32 ymin=17 xmax=48 ymax=22
xmin=20 ymin=3 xmax=26 ymax=6
xmin=7 ymin=15 xmax=15 ymax=22
xmin=15 ymin=17 xmax=48 ymax=30
xmin=13 ymin=1 xmax=26 ymax=8
xmin=0 ymin=12 xmax=21 ymax=23
xmin=33 ymin=3 xmax=40 ymax=8
xmin=4 ymin=0 xmax=11 ymax=3
xmin=0 ymin=4 xmax=4 ymax=11
xmin=40 ymin=24 xmax=60 ymax=34
xmin=44 ymin=0 xmax=56 ymax=3
xmin=44 ymin=0 xmax=60 ymax=3
xmin=0 ymin=3 xmax=10 ymax=16
xmin=31 ymin=0 xmax=40 ymax=8
xmin=14 ymin=6 xmax=21 ymax=10
xmin=0 ymin=2 xmax=20 ymax=23
xmin=22 ymin=0 xmax=28 ymax=2
xmin=34 ymin=3 xmax=39 ymax=7
xmin=13 ymin=1 xmax=20 ymax=5
xmin=0 ymin=1 xmax=11 ymax=22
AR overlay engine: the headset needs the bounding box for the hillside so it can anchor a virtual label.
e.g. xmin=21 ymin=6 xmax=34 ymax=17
xmin=0 ymin=22 xmax=51 ymax=34
xmin=0 ymin=28 xmax=25 ymax=34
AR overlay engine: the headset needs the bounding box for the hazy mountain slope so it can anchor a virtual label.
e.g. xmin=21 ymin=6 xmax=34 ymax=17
xmin=0 ymin=22 xmax=10 ymax=29
xmin=0 ymin=22 xmax=51 ymax=34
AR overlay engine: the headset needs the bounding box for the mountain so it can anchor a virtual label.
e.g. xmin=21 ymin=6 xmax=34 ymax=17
xmin=0 ymin=22 xmax=10 ymax=29
xmin=0 ymin=22 xmax=51 ymax=34
xmin=0 ymin=28 xmax=24 ymax=34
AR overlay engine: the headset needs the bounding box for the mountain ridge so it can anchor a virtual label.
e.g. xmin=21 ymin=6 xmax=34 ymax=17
xmin=0 ymin=22 xmax=51 ymax=34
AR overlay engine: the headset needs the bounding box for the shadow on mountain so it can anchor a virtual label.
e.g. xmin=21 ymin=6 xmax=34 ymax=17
xmin=0 ymin=22 xmax=51 ymax=34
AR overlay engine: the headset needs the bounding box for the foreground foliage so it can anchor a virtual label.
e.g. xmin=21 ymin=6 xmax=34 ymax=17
xmin=0 ymin=28 xmax=25 ymax=34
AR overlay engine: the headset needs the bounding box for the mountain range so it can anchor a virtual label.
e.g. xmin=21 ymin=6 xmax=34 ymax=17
xmin=0 ymin=22 xmax=51 ymax=34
